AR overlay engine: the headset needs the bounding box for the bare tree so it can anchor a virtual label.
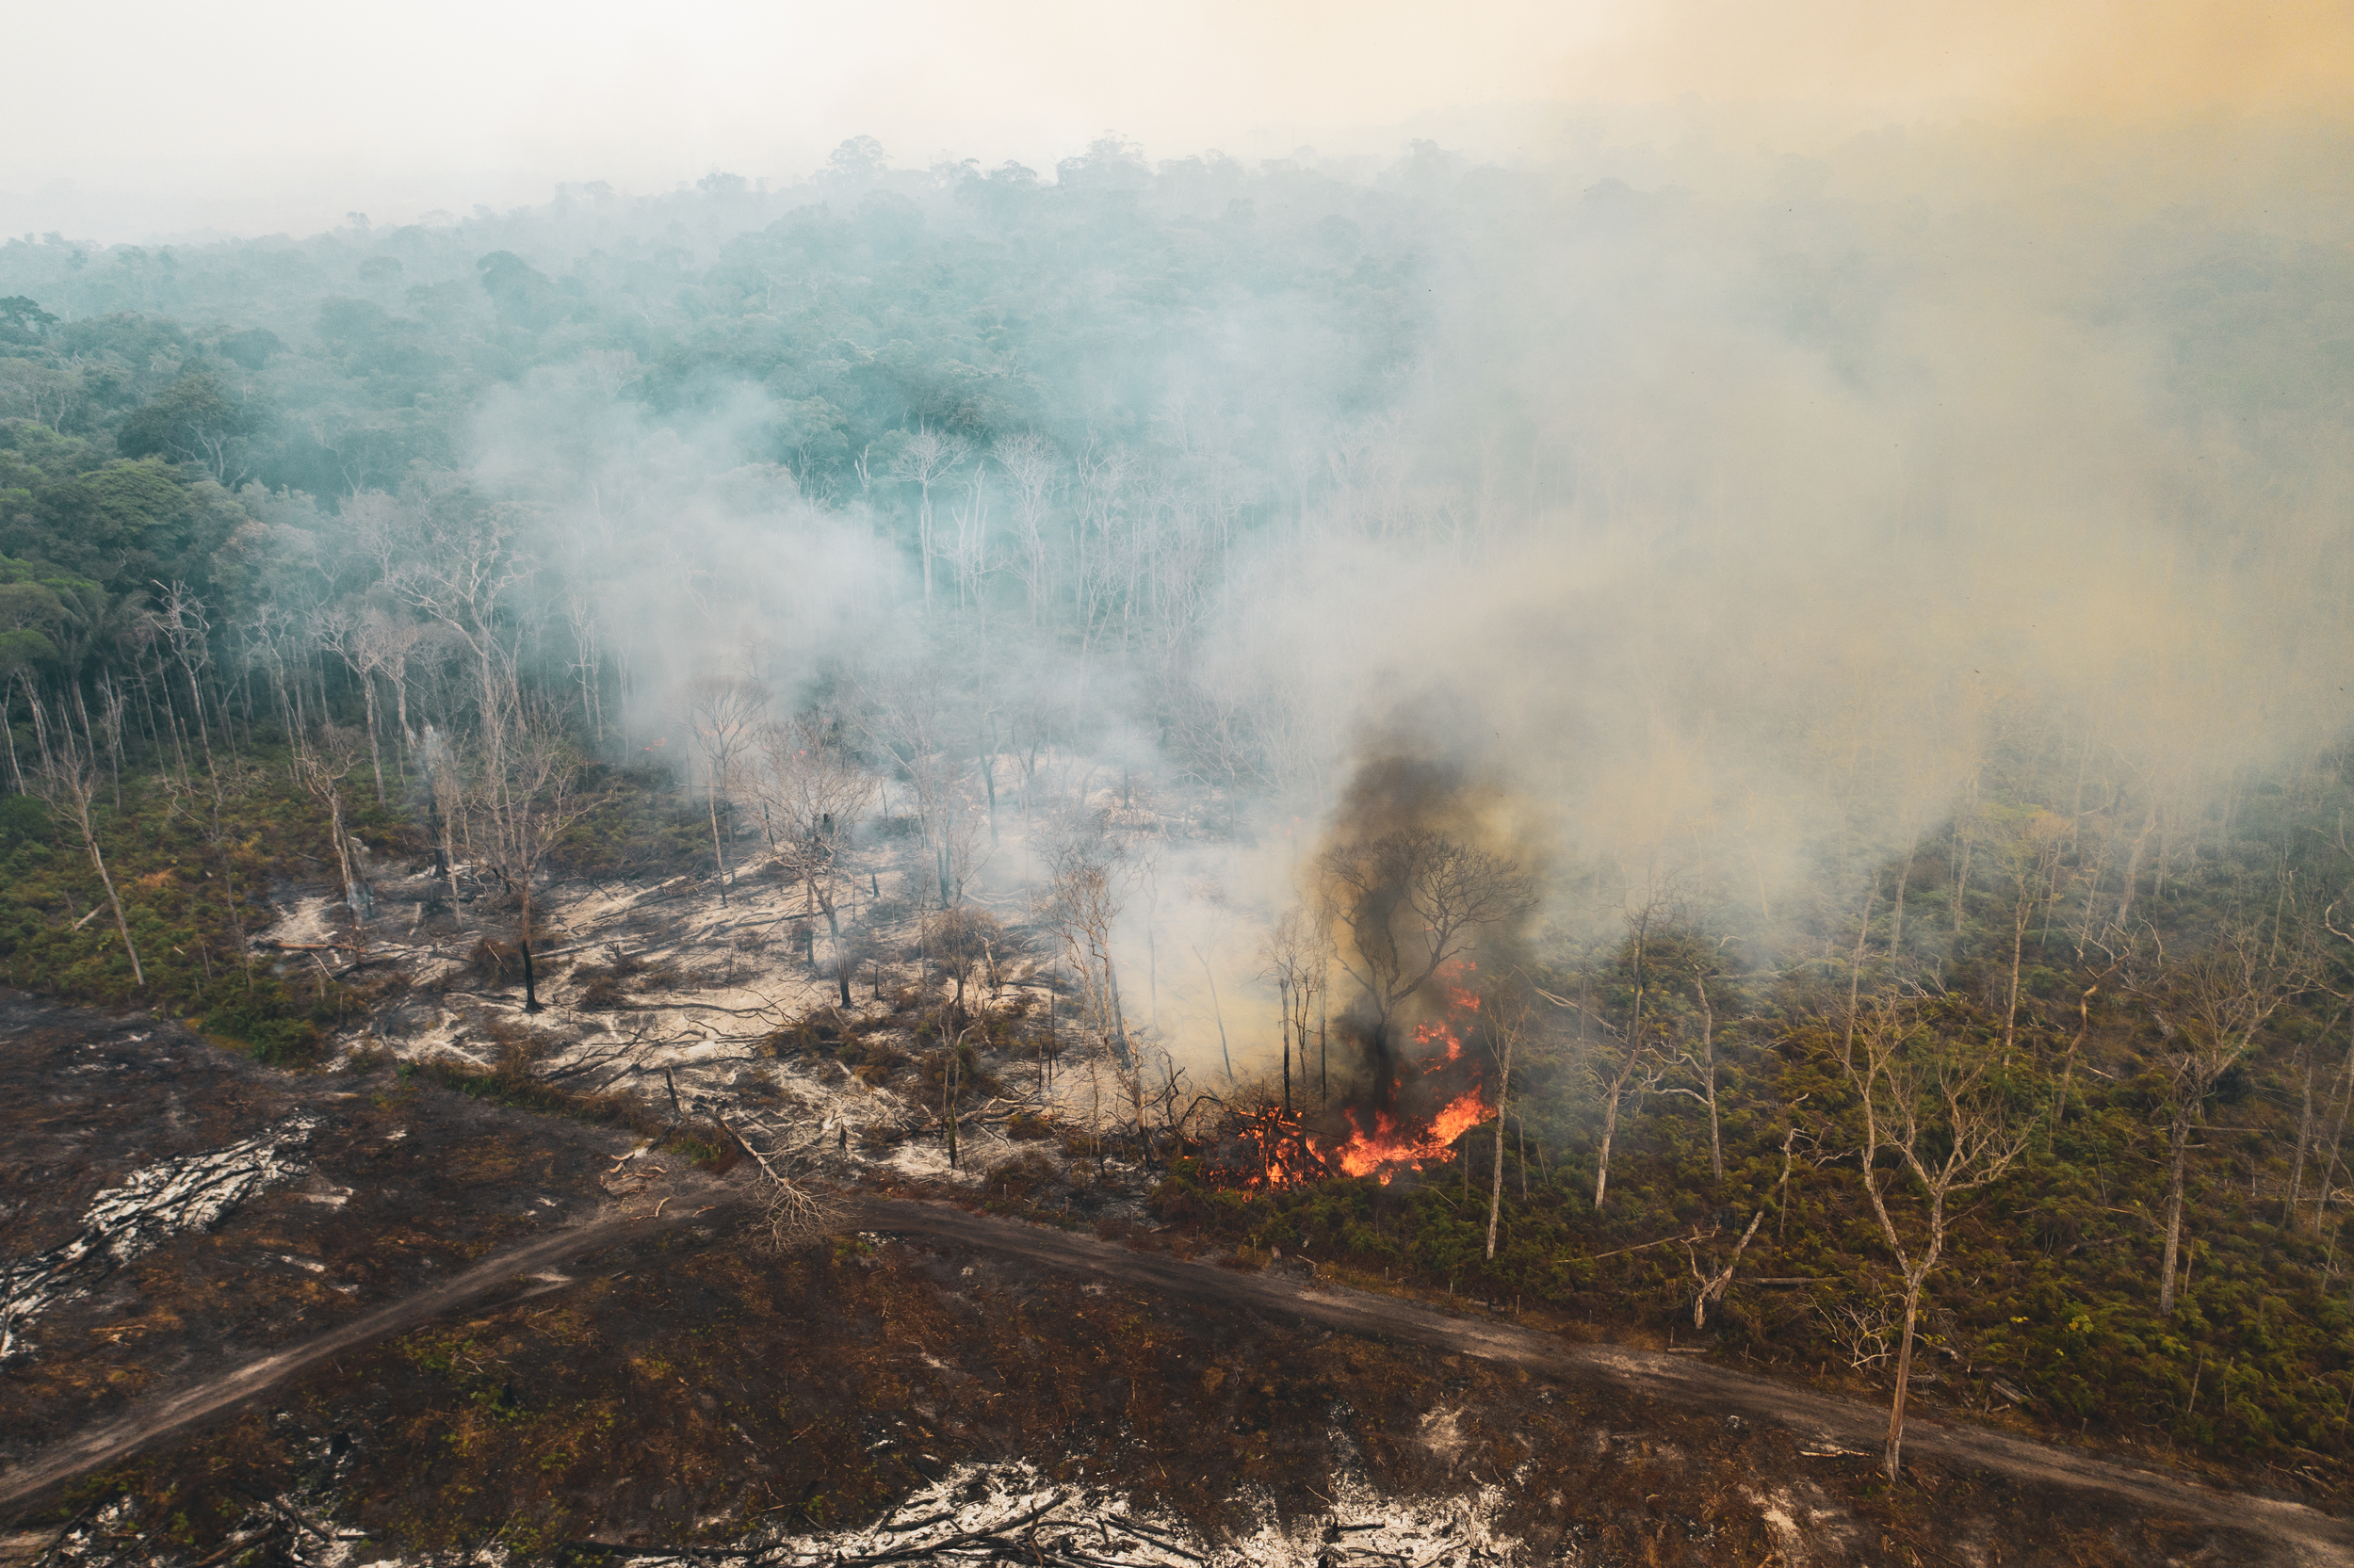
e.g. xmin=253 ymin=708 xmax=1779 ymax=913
xmin=686 ymin=673 xmax=770 ymax=906
xmin=354 ymin=607 xmax=426 ymax=765
xmin=1484 ymin=982 xmax=1534 ymax=1260
xmin=2135 ymin=913 xmax=2310 ymax=1314
xmin=309 ymin=606 xmax=387 ymax=803
xmin=472 ymin=701 xmax=598 ymax=1011
xmin=1656 ymin=929 xmax=1733 ymax=1180
xmin=948 ymin=463 xmax=991 ymax=614
xmin=1043 ymin=812 xmax=1132 ymax=1063
xmin=756 ymin=709 xmax=879 ymax=1003
xmin=24 ymin=697 xmax=142 ymax=987
xmin=995 ymin=432 xmax=1063 ymax=624
xmin=1578 ymin=1010 xmax=1665 ymax=1211
xmin=859 ymin=668 xmax=983 ymax=907
xmin=562 ymin=590 xmax=608 ymax=745
xmin=720 ymin=1111 xmax=840 ymax=1252
xmin=292 ymin=724 xmax=372 ymax=921
xmin=1538 ymin=891 xmax=1679 ymax=1209
xmin=1040 ymin=809 xmax=1153 ymax=1156
xmin=146 ymin=581 xmax=219 ymax=780
xmin=1836 ymin=992 xmax=2035 ymax=1479
xmin=1258 ymin=906 xmax=1328 ymax=1113
xmin=926 ymin=905 xmax=1003 ymax=1021
xmin=1685 ymin=1120 xmax=1806 ymax=1330
xmin=891 ymin=427 xmax=968 ymax=617
xmin=391 ymin=518 xmax=531 ymax=773
xmin=1992 ymin=807 xmax=2070 ymax=1053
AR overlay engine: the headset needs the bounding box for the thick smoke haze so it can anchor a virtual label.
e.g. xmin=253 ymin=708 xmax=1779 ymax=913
xmin=8 ymin=0 xmax=2351 ymax=239
xmin=2 ymin=43 xmax=2349 ymax=1080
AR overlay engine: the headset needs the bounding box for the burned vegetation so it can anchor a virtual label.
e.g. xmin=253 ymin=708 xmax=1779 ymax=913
xmin=5 ymin=712 xmax=2352 ymax=1566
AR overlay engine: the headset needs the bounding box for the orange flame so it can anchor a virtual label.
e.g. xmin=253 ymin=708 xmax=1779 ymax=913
xmin=1315 ymin=960 xmax=1490 ymax=1184
xmin=1323 ymin=1088 xmax=1488 ymax=1184
xmin=1212 ymin=959 xmax=1493 ymax=1191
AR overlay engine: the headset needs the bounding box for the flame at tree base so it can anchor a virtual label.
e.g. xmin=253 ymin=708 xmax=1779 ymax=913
xmin=1326 ymin=1090 xmax=1488 ymax=1185
xmin=1216 ymin=1088 xmax=1491 ymax=1191
xmin=1203 ymin=961 xmax=1492 ymax=1192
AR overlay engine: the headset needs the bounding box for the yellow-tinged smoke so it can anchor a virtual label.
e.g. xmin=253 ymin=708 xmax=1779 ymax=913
xmin=1547 ymin=0 xmax=2354 ymax=119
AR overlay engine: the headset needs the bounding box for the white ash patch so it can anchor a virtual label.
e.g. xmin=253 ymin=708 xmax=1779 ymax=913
xmin=881 ymin=1139 xmax=967 ymax=1183
xmin=0 ymin=1113 xmax=323 ymax=1361
xmin=1738 ymin=1481 xmax=1863 ymax=1566
xmin=253 ymin=895 xmax=341 ymax=947
xmin=39 ymin=1456 xmax=1530 ymax=1567
xmin=1230 ymin=1469 xmax=1519 ymax=1568
xmin=747 ymin=1460 xmax=1519 ymax=1568
xmin=320 ymin=852 xmax=1137 ymax=1214
xmin=1746 ymin=1486 xmax=1806 ymax=1563
xmin=1418 ymin=1403 xmax=1469 ymax=1464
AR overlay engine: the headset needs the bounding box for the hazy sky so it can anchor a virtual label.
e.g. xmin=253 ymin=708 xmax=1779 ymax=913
xmin=5 ymin=0 xmax=2349 ymax=240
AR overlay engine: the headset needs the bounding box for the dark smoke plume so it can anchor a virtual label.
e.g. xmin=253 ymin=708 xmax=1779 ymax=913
xmin=1314 ymin=746 xmax=1541 ymax=1125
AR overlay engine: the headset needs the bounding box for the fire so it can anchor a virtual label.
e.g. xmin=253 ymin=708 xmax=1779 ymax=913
xmin=1223 ymin=1106 xmax=1332 ymax=1190
xmin=1233 ymin=951 xmax=1487 ymax=1187
xmin=1324 ymin=1088 xmax=1488 ymax=1184
xmin=1410 ymin=962 xmax=1481 ymax=1070
xmin=1195 ymin=960 xmax=1493 ymax=1192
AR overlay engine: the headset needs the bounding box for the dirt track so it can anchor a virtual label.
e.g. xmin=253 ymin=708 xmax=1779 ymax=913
xmin=5 ymin=1190 xmax=2348 ymax=1561
xmin=850 ymin=1201 xmax=2354 ymax=1562
xmin=0 ymin=1197 xmax=739 ymax=1515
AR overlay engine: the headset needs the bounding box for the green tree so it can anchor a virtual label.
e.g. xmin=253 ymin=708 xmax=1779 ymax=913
xmin=115 ymin=371 xmax=258 ymax=483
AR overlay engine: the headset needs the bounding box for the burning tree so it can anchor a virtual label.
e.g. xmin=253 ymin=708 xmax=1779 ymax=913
xmin=1319 ymin=828 xmax=1534 ymax=1093
xmin=1176 ymin=817 xmax=1534 ymax=1193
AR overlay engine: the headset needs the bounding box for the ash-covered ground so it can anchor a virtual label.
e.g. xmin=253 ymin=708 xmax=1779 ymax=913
xmin=1 ymin=823 xmax=2345 ymax=1565
xmin=301 ymin=815 xmax=1163 ymax=1214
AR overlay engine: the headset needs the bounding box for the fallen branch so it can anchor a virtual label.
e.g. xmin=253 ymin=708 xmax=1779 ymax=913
xmin=1584 ymin=1232 xmax=1700 ymax=1262
xmin=864 ymin=1493 xmax=1067 ymax=1562
xmin=719 ymin=1111 xmax=839 ymax=1251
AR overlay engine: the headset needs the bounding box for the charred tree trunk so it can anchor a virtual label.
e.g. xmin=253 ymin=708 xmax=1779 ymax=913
xmin=520 ymin=879 xmax=541 ymax=1013
xmin=1280 ymin=977 xmax=1292 ymax=1116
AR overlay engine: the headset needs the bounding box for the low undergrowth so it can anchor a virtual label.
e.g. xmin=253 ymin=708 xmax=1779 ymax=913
xmin=1152 ymin=1045 xmax=2354 ymax=1500
xmin=0 ymin=754 xmax=410 ymax=1061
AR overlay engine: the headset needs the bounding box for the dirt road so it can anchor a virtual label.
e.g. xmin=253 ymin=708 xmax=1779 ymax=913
xmin=847 ymin=1200 xmax=2354 ymax=1562
xmin=5 ymin=1193 xmax=2348 ymax=1561
xmin=0 ymin=1198 xmax=739 ymax=1514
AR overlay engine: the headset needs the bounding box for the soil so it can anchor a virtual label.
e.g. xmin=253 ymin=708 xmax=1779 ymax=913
xmin=3 ymin=993 xmax=2350 ymax=1566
